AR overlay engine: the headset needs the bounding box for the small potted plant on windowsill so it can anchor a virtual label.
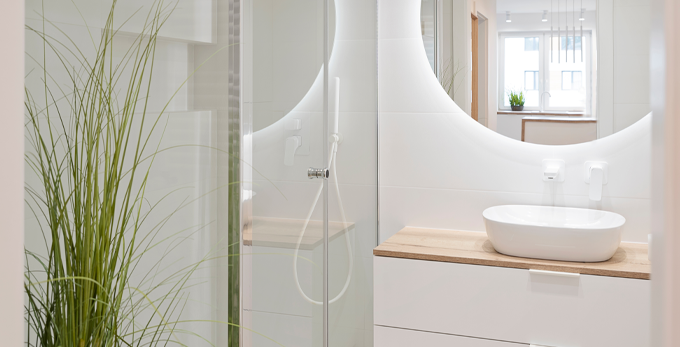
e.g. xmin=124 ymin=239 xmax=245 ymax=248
xmin=508 ymin=90 xmax=526 ymax=111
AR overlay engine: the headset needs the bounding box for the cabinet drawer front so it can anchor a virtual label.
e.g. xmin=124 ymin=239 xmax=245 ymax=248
xmin=374 ymin=256 xmax=650 ymax=347
xmin=375 ymin=325 xmax=526 ymax=347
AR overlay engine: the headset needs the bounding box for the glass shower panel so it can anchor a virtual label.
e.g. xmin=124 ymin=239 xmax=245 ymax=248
xmin=243 ymin=0 xmax=377 ymax=346
xmin=244 ymin=0 xmax=332 ymax=346
xmin=24 ymin=1 xmax=229 ymax=346
xmin=327 ymin=0 xmax=378 ymax=346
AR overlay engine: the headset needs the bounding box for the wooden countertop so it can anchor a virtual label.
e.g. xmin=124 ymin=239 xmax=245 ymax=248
xmin=374 ymin=227 xmax=650 ymax=280
xmin=245 ymin=216 xmax=354 ymax=250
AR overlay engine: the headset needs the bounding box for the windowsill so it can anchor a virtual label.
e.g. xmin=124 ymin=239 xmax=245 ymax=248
xmin=522 ymin=115 xmax=596 ymax=122
xmin=498 ymin=110 xmax=586 ymax=116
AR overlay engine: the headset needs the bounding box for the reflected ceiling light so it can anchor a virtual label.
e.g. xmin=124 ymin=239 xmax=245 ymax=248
xmin=506 ymin=11 xmax=512 ymax=22
xmin=579 ymin=8 xmax=585 ymax=21
xmin=542 ymin=10 xmax=548 ymax=22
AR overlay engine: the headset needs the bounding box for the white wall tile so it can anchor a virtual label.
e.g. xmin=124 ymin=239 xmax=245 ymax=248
xmin=380 ymin=185 xmax=650 ymax=243
xmin=365 ymin=327 xmax=375 ymax=347
xmin=247 ymin=310 xmax=314 ymax=347
xmin=253 ymin=111 xmax=377 ymax=186
xmin=379 ymin=112 xmax=651 ymax=199
xmin=26 ymin=0 xmax=215 ymax=43
xmin=377 ymin=0 xmax=422 ymax=40
xmin=248 ymin=245 xmax=315 ymax=316
xmin=335 ymin=0 xmax=377 ymax=41
xmin=378 ymin=39 xmax=458 ymax=113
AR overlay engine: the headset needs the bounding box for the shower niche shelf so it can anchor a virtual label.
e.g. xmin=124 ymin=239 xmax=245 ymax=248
xmin=245 ymin=216 xmax=355 ymax=250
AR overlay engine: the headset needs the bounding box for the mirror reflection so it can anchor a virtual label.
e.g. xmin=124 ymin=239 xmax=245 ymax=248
xmin=252 ymin=0 xmax=335 ymax=132
xmin=422 ymin=0 xmax=651 ymax=145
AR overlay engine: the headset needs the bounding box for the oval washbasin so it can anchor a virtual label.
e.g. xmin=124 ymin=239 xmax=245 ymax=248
xmin=483 ymin=205 xmax=626 ymax=262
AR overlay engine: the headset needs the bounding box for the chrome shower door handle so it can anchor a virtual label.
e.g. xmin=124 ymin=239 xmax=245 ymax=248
xmin=308 ymin=167 xmax=329 ymax=179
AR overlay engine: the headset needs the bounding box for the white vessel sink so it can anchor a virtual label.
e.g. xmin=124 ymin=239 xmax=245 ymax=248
xmin=483 ymin=205 xmax=625 ymax=262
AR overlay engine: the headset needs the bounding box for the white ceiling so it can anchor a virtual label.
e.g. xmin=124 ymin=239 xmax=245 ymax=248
xmin=497 ymin=0 xmax=597 ymax=14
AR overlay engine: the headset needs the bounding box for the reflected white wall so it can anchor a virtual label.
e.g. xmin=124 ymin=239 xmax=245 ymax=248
xmin=599 ymin=0 xmax=651 ymax=137
xmin=612 ymin=0 xmax=651 ymax=132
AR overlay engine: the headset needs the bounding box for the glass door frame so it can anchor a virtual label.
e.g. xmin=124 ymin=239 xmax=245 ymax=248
xmin=234 ymin=0 xmax=333 ymax=346
xmin=227 ymin=0 xmax=243 ymax=345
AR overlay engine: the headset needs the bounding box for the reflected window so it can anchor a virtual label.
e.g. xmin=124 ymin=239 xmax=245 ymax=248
xmin=524 ymin=37 xmax=539 ymax=51
xmin=500 ymin=32 xmax=591 ymax=112
xmin=562 ymin=71 xmax=583 ymax=90
xmin=525 ymin=71 xmax=539 ymax=90
xmin=561 ymin=36 xmax=582 ymax=51
xmin=501 ymin=36 xmax=540 ymax=107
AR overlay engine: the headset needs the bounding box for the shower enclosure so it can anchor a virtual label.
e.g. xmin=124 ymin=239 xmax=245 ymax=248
xmin=239 ymin=0 xmax=378 ymax=346
xmin=23 ymin=0 xmax=377 ymax=346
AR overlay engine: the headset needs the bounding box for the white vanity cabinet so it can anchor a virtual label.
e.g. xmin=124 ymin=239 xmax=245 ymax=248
xmin=373 ymin=228 xmax=651 ymax=347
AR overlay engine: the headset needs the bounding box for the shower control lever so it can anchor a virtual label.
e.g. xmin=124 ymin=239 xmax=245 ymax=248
xmin=308 ymin=167 xmax=329 ymax=179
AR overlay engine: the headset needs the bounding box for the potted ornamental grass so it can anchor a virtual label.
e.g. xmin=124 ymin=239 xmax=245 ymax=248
xmin=508 ymin=90 xmax=526 ymax=111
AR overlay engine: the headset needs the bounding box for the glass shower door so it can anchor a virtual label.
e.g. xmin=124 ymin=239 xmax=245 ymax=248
xmin=242 ymin=0 xmax=377 ymax=346
xmin=243 ymin=0 xmax=333 ymax=346
xmin=24 ymin=1 xmax=229 ymax=347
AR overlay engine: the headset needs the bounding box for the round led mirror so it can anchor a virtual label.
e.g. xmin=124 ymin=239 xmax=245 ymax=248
xmin=422 ymin=0 xmax=650 ymax=145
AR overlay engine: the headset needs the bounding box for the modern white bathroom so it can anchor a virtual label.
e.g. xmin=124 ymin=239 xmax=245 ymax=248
xmin=2 ymin=0 xmax=680 ymax=346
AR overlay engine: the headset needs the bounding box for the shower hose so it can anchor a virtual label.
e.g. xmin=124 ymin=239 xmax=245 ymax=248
xmin=293 ymin=134 xmax=353 ymax=305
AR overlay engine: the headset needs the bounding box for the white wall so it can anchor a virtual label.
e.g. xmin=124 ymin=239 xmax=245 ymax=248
xmin=651 ymin=0 xmax=680 ymax=345
xmin=0 ymin=0 xmax=25 ymax=345
xmin=379 ymin=0 xmax=651 ymax=245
